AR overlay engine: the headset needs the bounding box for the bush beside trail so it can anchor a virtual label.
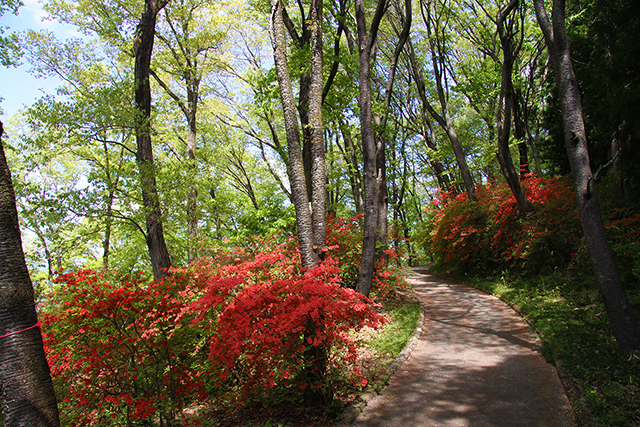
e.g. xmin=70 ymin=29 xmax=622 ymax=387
xmin=40 ymin=216 xmax=408 ymax=426
xmin=423 ymin=174 xmax=640 ymax=289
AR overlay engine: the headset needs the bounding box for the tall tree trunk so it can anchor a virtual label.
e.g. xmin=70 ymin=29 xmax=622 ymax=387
xmin=308 ymin=0 xmax=327 ymax=253
xmin=408 ymin=20 xmax=475 ymax=200
xmin=355 ymin=0 xmax=386 ymax=297
xmin=0 ymin=121 xmax=60 ymax=427
xmin=422 ymin=118 xmax=452 ymax=190
xmin=150 ymin=9 xmax=202 ymax=264
xmin=270 ymin=0 xmax=317 ymax=270
xmin=186 ymin=112 xmax=198 ymax=264
xmin=373 ymin=0 xmax=412 ymax=263
xmin=134 ymin=0 xmax=172 ymax=280
xmin=423 ymin=4 xmax=476 ymax=200
xmin=513 ymin=88 xmax=530 ymax=176
xmin=101 ymin=139 xmax=115 ymax=269
xmin=534 ymin=0 xmax=640 ymax=356
xmin=103 ymin=191 xmax=113 ymax=269
xmin=496 ymin=0 xmax=534 ymax=214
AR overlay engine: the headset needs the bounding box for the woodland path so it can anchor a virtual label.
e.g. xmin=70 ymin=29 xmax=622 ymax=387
xmin=348 ymin=267 xmax=574 ymax=427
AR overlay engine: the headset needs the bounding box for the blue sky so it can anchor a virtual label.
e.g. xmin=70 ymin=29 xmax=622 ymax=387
xmin=0 ymin=0 xmax=80 ymax=120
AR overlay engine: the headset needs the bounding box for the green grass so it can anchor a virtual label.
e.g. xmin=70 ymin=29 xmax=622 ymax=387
xmin=368 ymin=302 xmax=422 ymax=360
xmin=465 ymin=272 xmax=640 ymax=426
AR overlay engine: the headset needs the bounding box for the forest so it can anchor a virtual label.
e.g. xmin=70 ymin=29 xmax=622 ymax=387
xmin=0 ymin=0 xmax=639 ymax=425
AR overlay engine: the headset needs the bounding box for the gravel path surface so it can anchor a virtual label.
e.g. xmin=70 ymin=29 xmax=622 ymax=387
xmin=350 ymin=268 xmax=574 ymax=427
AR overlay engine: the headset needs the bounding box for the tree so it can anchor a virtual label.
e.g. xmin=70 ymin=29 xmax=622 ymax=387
xmin=534 ymin=0 xmax=640 ymax=356
xmin=151 ymin=0 xmax=230 ymax=263
xmin=21 ymin=30 xmax=155 ymax=274
xmin=354 ymin=0 xmax=387 ymax=297
xmin=0 ymin=121 xmax=60 ymax=426
xmin=269 ymin=0 xmax=326 ymax=270
xmin=0 ymin=0 xmax=21 ymax=66
xmin=134 ymin=0 xmax=172 ymax=279
xmin=562 ymin=0 xmax=640 ymax=200
xmin=408 ymin=0 xmax=476 ymax=200
xmin=372 ymin=0 xmax=412 ymax=262
xmin=495 ymin=0 xmax=534 ymax=213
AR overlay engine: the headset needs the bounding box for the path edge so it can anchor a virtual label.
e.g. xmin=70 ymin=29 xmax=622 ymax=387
xmin=433 ymin=271 xmax=596 ymax=427
xmin=335 ymin=267 xmax=427 ymax=426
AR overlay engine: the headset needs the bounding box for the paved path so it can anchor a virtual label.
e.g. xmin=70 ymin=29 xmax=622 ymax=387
xmin=352 ymin=268 xmax=573 ymax=427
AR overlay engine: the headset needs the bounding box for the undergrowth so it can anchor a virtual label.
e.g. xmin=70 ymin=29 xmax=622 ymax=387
xmin=368 ymin=302 xmax=422 ymax=358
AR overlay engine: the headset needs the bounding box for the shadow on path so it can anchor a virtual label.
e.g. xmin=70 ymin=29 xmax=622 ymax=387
xmin=351 ymin=269 xmax=573 ymax=427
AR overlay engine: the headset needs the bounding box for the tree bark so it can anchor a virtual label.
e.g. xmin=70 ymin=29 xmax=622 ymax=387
xmin=355 ymin=0 xmax=386 ymax=297
xmin=534 ymin=0 xmax=640 ymax=356
xmin=308 ymin=0 xmax=327 ymax=254
xmin=134 ymin=0 xmax=172 ymax=280
xmin=270 ymin=0 xmax=318 ymax=270
xmin=496 ymin=0 xmax=534 ymax=214
xmin=0 ymin=121 xmax=60 ymax=427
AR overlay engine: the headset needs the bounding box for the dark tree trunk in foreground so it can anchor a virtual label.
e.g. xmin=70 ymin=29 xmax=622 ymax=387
xmin=535 ymin=0 xmax=640 ymax=356
xmin=134 ymin=0 xmax=172 ymax=280
xmin=0 ymin=121 xmax=60 ymax=427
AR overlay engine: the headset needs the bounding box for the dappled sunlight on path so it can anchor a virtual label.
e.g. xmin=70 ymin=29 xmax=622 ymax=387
xmin=351 ymin=270 xmax=573 ymax=427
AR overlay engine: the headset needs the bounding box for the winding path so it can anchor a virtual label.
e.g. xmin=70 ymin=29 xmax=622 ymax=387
xmin=351 ymin=267 xmax=573 ymax=427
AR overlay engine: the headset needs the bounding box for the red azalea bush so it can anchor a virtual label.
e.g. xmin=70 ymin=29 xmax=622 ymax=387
xmin=191 ymin=248 xmax=386 ymax=405
xmin=325 ymin=213 xmax=408 ymax=298
xmin=41 ymin=269 xmax=209 ymax=427
xmin=424 ymin=174 xmax=581 ymax=275
xmin=41 ymin=223 xmax=389 ymax=424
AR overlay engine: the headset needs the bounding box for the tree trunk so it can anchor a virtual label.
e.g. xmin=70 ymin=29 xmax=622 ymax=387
xmin=422 ymin=119 xmax=452 ymax=191
xmin=151 ymin=9 xmax=202 ymax=264
xmin=101 ymin=139 xmax=115 ymax=269
xmin=513 ymin=89 xmax=530 ymax=177
xmin=534 ymin=0 xmax=640 ymax=356
xmin=308 ymin=0 xmax=327 ymax=254
xmin=354 ymin=0 xmax=386 ymax=297
xmin=407 ymin=29 xmax=475 ymax=200
xmin=0 ymin=121 xmax=60 ymax=427
xmin=270 ymin=0 xmax=318 ymax=270
xmin=186 ymin=112 xmax=198 ymax=264
xmin=373 ymin=0 xmax=411 ymax=264
xmin=496 ymin=0 xmax=534 ymax=214
xmin=423 ymin=7 xmax=476 ymax=200
xmin=134 ymin=0 xmax=172 ymax=280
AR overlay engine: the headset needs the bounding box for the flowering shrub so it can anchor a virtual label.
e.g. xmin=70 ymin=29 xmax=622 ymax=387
xmin=41 ymin=269 xmax=209 ymax=427
xmin=191 ymin=244 xmax=386 ymax=405
xmin=425 ymin=175 xmax=581 ymax=275
xmin=42 ymin=223 xmax=390 ymax=423
xmin=325 ymin=213 xmax=408 ymax=298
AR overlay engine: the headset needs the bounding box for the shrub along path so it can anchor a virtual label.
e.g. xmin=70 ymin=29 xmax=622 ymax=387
xmin=349 ymin=267 xmax=574 ymax=427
